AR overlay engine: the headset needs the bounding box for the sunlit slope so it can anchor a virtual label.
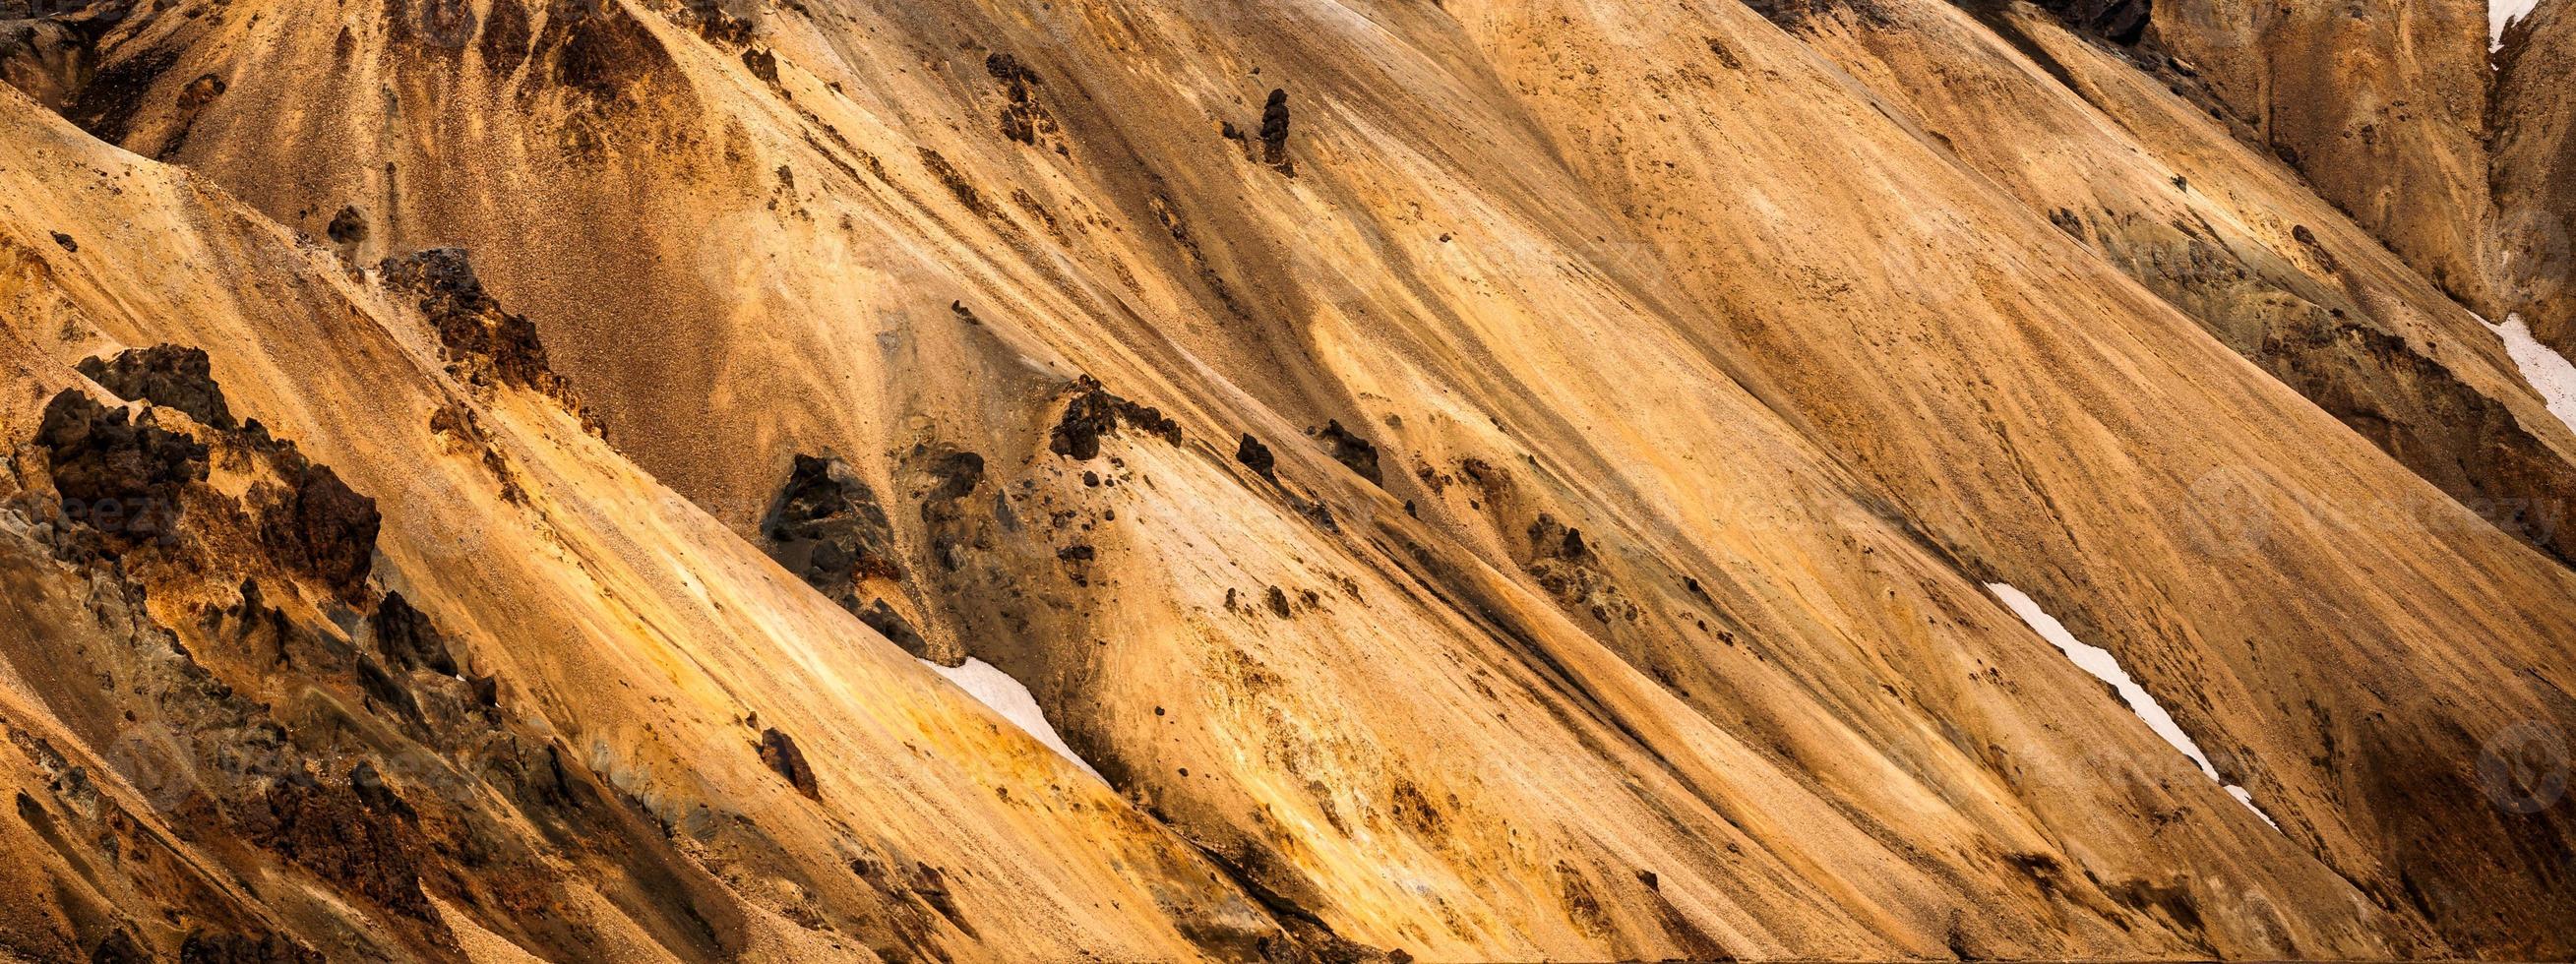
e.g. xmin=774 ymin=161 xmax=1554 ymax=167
xmin=1779 ymin=0 xmax=2576 ymax=566
xmin=65 ymin=0 xmax=2477 ymax=952
xmin=3 ymin=0 xmax=2573 ymax=958
xmin=1442 ymin=0 xmax=2576 ymax=954
xmin=0 ymin=85 xmax=1290 ymax=962
xmin=0 ymin=51 xmax=2376 ymax=959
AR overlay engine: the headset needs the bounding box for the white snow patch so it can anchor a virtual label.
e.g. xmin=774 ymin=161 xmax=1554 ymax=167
xmin=920 ymin=657 xmax=1106 ymax=782
xmin=1986 ymin=583 xmax=2282 ymax=830
xmin=2495 ymin=0 xmax=2542 ymax=49
xmin=2484 ymin=314 xmax=2576 ymax=436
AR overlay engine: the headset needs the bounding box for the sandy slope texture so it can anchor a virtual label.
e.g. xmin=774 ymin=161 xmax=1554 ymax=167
xmin=1779 ymin=0 xmax=2576 ymax=561
xmin=0 ymin=84 xmax=1291 ymax=962
xmin=2 ymin=12 xmax=2400 ymax=958
xmin=1443 ymin=0 xmax=2576 ymax=954
xmin=0 ymin=0 xmax=2571 ymax=958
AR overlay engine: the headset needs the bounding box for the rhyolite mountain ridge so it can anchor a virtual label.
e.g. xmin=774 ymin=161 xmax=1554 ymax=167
xmin=1 ymin=0 xmax=2574 ymax=960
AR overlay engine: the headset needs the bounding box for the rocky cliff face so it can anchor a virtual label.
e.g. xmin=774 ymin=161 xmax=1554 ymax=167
xmin=2132 ymin=0 xmax=2499 ymax=309
xmin=2492 ymin=0 xmax=2576 ymax=353
xmin=0 ymin=0 xmax=2572 ymax=960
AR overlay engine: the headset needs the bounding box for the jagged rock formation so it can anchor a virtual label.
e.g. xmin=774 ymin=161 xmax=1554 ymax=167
xmin=380 ymin=248 xmax=590 ymax=426
xmin=1258 ymin=88 xmax=1293 ymax=174
xmin=0 ymin=0 xmax=2570 ymax=959
xmin=761 ymin=453 xmax=902 ymax=604
xmin=2492 ymin=0 xmax=2576 ymax=353
xmin=74 ymin=343 xmax=233 ymax=429
xmin=1311 ymin=419 xmax=1382 ymax=488
xmin=33 ymin=389 xmax=206 ymax=550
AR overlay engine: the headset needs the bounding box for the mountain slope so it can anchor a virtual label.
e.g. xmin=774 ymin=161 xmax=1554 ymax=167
xmin=0 ymin=86 xmax=1294 ymax=961
xmin=1442 ymin=0 xmax=2576 ymax=952
xmin=2122 ymin=0 xmax=2499 ymax=308
xmin=0 ymin=22 xmax=2376 ymax=957
xmin=1777 ymin=0 xmax=2576 ymax=566
xmin=0 ymin=0 xmax=2570 ymax=959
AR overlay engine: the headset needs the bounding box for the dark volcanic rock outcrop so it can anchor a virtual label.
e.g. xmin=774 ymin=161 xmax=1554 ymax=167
xmin=175 ymin=931 xmax=324 ymax=964
xmin=758 ymin=727 xmax=820 ymax=799
xmin=1235 ymin=433 xmax=1275 ymax=480
xmin=34 ymin=389 xmax=207 ymax=548
xmin=49 ymin=350 xmax=385 ymax=595
xmin=4 ymin=438 xmax=785 ymax=961
xmin=251 ymin=460 xmax=381 ymax=600
xmin=761 ymin=453 xmax=902 ymax=610
xmin=986 ymin=52 xmax=1060 ymax=150
xmin=2035 ymin=0 xmax=2149 ymax=43
xmin=326 ymin=205 xmax=368 ymax=245
xmin=372 ymin=591 xmax=460 ymax=676
xmin=1258 ymin=88 xmax=1292 ymax=173
xmin=244 ymin=766 xmax=428 ymax=917
xmin=917 ymin=445 xmax=987 ymax=573
xmin=380 ymin=249 xmax=588 ymax=424
xmin=76 ymin=343 xmax=234 ymax=429
xmin=858 ymin=598 xmax=931 ymax=656
xmin=1048 ymin=376 xmax=1181 ymax=460
xmin=1312 ymin=420 xmax=1382 ymax=487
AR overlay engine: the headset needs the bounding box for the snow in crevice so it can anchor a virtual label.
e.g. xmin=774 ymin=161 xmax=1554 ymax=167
xmin=2495 ymin=0 xmax=2542 ymax=50
xmin=920 ymin=657 xmax=1107 ymax=783
xmin=1985 ymin=583 xmax=2282 ymax=831
xmin=2484 ymin=314 xmax=2576 ymax=436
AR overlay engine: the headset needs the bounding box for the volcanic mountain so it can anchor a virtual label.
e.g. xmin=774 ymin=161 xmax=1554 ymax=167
xmin=1 ymin=0 xmax=2573 ymax=959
